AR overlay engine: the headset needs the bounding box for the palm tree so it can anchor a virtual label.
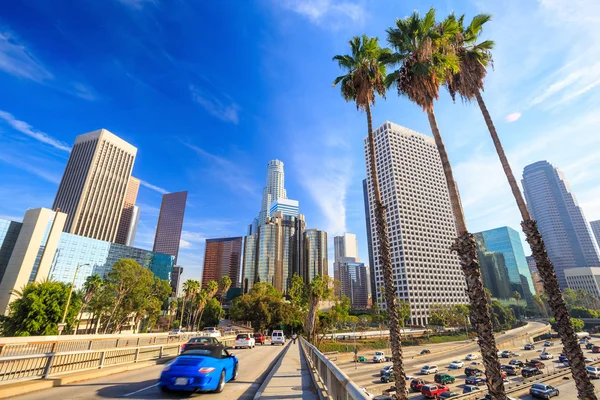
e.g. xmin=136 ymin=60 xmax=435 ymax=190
xmin=168 ymin=299 xmax=178 ymax=328
xmin=75 ymin=274 xmax=103 ymax=334
xmin=192 ymin=290 xmax=209 ymax=330
xmin=196 ymin=280 xmax=219 ymax=329
xmin=180 ymin=280 xmax=199 ymax=329
xmin=332 ymin=34 xmax=408 ymax=398
xmin=512 ymin=291 xmax=522 ymax=321
xmin=383 ymin=9 xmax=504 ymax=398
xmin=445 ymin=13 xmax=597 ymax=399
xmin=218 ymin=276 xmax=232 ymax=307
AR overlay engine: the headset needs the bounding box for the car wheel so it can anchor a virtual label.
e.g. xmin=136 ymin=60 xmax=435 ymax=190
xmin=160 ymin=385 xmax=170 ymax=393
xmin=231 ymin=364 xmax=239 ymax=381
xmin=214 ymin=370 xmax=226 ymax=393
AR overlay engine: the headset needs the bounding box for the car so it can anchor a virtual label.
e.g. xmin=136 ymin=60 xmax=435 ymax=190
xmin=359 ymin=386 xmax=375 ymax=399
xmin=500 ymin=364 xmax=508 ymax=370
xmin=420 ymin=365 xmax=438 ymax=375
xmin=464 ymin=367 xmax=484 ymax=377
xmin=587 ymin=366 xmax=600 ymax=378
xmin=465 ymin=376 xmax=486 ymax=386
xmin=462 ymin=385 xmax=482 ymax=394
xmin=525 ymin=360 xmax=546 ymax=369
xmin=373 ymin=351 xmax=386 ymax=363
xmin=410 ymin=378 xmax=429 ymax=392
xmin=540 ymin=352 xmax=553 ymax=360
xmin=593 ymin=345 xmax=600 ymax=353
xmin=380 ymin=371 xmax=395 ymax=383
xmin=530 ymin=383 xmax=559 ymax=398
xmin=522 ymin=367 xmax=543 ymax=378
xmin=544 ymin=341 xmax=553 ymax=347
xmin=434 ymin=373 xmax=455 ymax=384
xmin=580 ymin=338 xmax=589 ymax=345
xmin=380 ymin=365 xmax=393 ymax=376
xmin=234 ymin=333 xmax=255 ymax=349
xmin=586 ymin=342 xmax=595 ymax=350
xmin=509 ymin=359 xmax=524 ymax=367
xmin=465 ymin=353 xmax=479 ymax=360
xmin=525 ymin=344 xmax=535 ymax=350
xmin=558 ymin=354 xmax=568 ymax=363
xmin=159 ymin=345 xmax=238 ymax=393
xmin=271 ymin=330 xmax=285 ymax=345
xmin=180 ymin=337 xmax=220 ymax=353
xmin=202 ymin=327 xmax=222 ymax=337
xmin=449 ymin=360 xmax=464 ymax=369
xmin=439 ymin=392 xmax=459 ymax=398
xmin=501 ymin=350 xmax=513 ymax=358
xmin=421 ymin=383 xmax=449 ymax=399
xmin=253 ymin=332 xmax=266 ymax=345
xmin=505 ymin=365 xmax=521 ymax=376
xmin=169 ymin=329 xmax=185 ymax=335
xmin=512 ymin=353 xmax=521 ymax=357
xmin=420 ymin=349 xmax=431 ymax=355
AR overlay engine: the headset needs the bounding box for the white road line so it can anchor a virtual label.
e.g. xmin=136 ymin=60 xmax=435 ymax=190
xmin=122 ymin=383 xmax=159 ymax=397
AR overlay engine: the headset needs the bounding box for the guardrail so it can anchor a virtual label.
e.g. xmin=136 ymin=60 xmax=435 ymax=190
xmin=0 ymin=334 xmax=236 ymax=384
xmin=300 ymin=337 xmax=370 ymax=400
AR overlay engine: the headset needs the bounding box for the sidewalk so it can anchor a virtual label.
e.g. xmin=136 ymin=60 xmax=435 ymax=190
xmin=257 ymin=341 xmax=318 ymax=399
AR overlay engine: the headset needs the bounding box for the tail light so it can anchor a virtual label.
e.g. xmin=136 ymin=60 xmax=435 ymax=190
xmin=246 ymin=338 xmax=250 ymax=340
xmin=199 ymin=367 xmax=215 ymax=374
xmin=181 ymin=344 xmax=186 ymax=351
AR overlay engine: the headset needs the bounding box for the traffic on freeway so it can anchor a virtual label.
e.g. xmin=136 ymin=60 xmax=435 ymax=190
xmin=10 ymin=336 xmax=287 ymax=400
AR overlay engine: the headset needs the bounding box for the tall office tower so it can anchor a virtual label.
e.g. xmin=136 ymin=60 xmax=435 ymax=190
xmin=591 ymin=220 xmax=600 ymax=250
xmin=171 ymin=265 xmax=183 ymax=296
xmin=526 ymin=256 xmax=544 ymax=295
xmin=336 ymin=257 xmax=369 ymax=309
xmin=475 ymin=226 xmax=535 ymax=302
xmin=125 ymin=206 xmax=140 ymax=247
xmin=303 ymin=229 xmax=328 ymax=283
xmin=333 ymin=233 xmax=359 ymax=296
xmin=474 ymin=233 xmax=513 ymax=299
xmin=565 ymin=267 xmax=600 ymax=299
xmin=153 ymin=191 xmax=188 ymax=264
xmin=363 ymin=179 xmax=376 ymax=300
xmin=364 ymin=121 xmax=468 ymax=325
xmin=269 ymin=198 xmax=299 ymax=218
xmin=522 ymin=161 xmax=600 ymax=289
xmin=115 ymin=177 xmax=140 ymax=245
xmin=242 ymin=234 xmax=258 ymax=293
xmin=258 ymin=160 xmax=287 ymax=225
xmin=202 ymin=237 xmax=243 ymax=289
xmin=52 ymin=129 xmax=137 ymax=242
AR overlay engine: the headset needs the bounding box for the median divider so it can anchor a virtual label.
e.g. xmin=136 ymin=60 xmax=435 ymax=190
xmin=252 ymin=341 xmax=292 ymax=400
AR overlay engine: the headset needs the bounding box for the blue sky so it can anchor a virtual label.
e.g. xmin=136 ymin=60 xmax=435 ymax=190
xmin=1 ymin=0 xmax=599 ymax=283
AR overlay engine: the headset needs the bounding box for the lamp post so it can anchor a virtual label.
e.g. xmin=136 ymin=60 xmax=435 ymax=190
xmin=59 ymin=263 xmax=90 ymax=335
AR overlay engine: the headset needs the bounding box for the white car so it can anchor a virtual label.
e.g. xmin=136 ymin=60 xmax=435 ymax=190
xmin=420 ymin=365 xmax=438 ymax=375
xmin=466 ymin=354 xmax=479 ymax=360
xmin=234 ymin=333 xmax=255 ymax=349
xmin=449 ymin=360 xmax=464 ymax=369
xmin=271 ymin=330 xmax=286 ymax=345
xmin=202 ymin=327 xmax=222 ymax=337
xmin=540 ymin=352 xmax=554 ymax=360
xmin=587 ymin=366 xmax=600 ymax=378
xmin=373 ymin=351 xmax=386 ymax=363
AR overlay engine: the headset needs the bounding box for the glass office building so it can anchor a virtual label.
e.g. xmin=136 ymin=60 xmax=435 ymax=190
xmin=0 ymin=219 xmax=22 ymax=284
xmin=474 ymin=232 xmax=513 ymax=299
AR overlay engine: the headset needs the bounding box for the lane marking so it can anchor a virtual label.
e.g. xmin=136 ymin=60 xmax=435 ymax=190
xmin=123 ymin=383 xmax=159 ymax=397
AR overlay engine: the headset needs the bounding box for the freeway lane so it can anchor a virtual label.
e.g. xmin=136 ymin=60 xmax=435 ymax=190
xmin=11 ymin=342 xmax=286 ymax=400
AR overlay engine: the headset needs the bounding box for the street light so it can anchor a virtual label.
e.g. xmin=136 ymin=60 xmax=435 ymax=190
xmin=59 ymin=263 xmax=91 ymax=335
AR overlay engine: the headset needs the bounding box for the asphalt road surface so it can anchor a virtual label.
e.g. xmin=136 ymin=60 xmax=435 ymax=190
xmin=11 ymin=342 xmax=286 ymax=400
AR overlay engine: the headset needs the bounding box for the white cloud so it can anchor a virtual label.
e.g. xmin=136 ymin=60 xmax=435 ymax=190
xmin=504 ymin=112 xmax=521 ymax=123
xmin=0 ymin=152 xmax=61 ymax=184
xmin=179 ymin=239 xmax=191 ymax=249
xmin=0 ymin=110 xmax=71 ymax=152
xmin=139 ymin=179 xmax=169 ymax=194
xmin=189 ymin=85 xmax=240 ymax=124
xmin=279 ymin=0 xmax=366 ymax=28
xmin=0 ymin=32 xmax=53 ymax=83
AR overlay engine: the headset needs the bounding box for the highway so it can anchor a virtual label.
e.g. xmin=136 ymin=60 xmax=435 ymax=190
xmin=11 ymin=342 xmax=286 ymax=400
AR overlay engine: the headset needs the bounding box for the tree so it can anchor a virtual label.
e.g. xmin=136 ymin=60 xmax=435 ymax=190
xmin=168 ymin=299 xmax=178 ymax=328
xmin=3 ymin=280 xmax=82 ymax=336
xmin=201 ymin=298 xmax=224 ymax=328
xmin=383 ymin=9 xmax=503 ymax=398
xmin=442 ymin=12 xmax=597 ymax=399
xmin=397 ymin=300 xmax=411 ymax=338
xmin=218 ymin=276 xmax=232 ymax=306
xmin=550 ymin=317 xmax=585 ymax=333
xmin=306 ymin=275 xmax=334 ymax=343
xmin=570 ymin=307 xmax=597 ymax=319
xmin=332 ymin=34 xmax=407 ymax=398
xmin=75 ymin=274 xmax=103 ymax=333
xmin=180 ymin=279 xmax=200 ymax=329
xmin=513 ymin=291 xmax=522 ymax=321
xmin=532 ymin=295 xmax=548 ymax=318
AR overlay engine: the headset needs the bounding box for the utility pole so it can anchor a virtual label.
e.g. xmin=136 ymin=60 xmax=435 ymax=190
xmin=59 ymin=263 xmax=90 ymax=335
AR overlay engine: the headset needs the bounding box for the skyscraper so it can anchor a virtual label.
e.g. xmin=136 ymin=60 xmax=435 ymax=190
xmin=337 ymin=258 xmax=369 ymax=309
xmin=171 ymin=265 xmax=183 ymax=297
xmin=53 ymin=129 xmax=137 ymax=242
xmin=269 ymin=199 xmax=299 ymax=218
xmin=475 ymin=226 xmax=535 ymax=301
xmin=527 ymin=256 xmax=544 ymax=295
xmin=364 ymin=121 xmax=468 ymax=325
xmin=522 ymin=161 xmax=600 ymax=288
xmin=590 ymin=220 xmax=600 ymax=250
xmin=153 ymin=191 xmax=187 ymax=264
xmin=125 ymin=206 xmax=140 ymax=247
xmin=334 ymin=233 xmax=359 ymax=262
xmin=202 ymin=237 xmax=243 ymax=288
xmin=115 ymin=177 xmax=140 ymax=245
xmin=474 ymin=233 xmax=513 ymax=299
xmin=303 ymin=229 xmax=328 ymax=283
xmin=363 ymin=179 xmax=376 ymax=302
xmin=258 ymin=160 xmax=287 ymax=225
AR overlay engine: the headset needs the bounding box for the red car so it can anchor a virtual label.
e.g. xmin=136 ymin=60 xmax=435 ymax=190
xmin=410 ymin=378 xmax=429 ymax=392
xmin=254 ymin=332 xmax=266 ymax=345
xmin=421 ymin=383 xmax=449 ymax=399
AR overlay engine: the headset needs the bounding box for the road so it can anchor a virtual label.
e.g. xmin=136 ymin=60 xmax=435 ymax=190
xmin=11 ymin=342 xmax=286 ymax=400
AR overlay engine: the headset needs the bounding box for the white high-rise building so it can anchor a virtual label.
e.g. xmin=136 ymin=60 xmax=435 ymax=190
xmin=334 ymin=233 xmax=359 ymax=262
xmin=364 ymin=121 xmax=468 ymax=325
xmin=258 ymin=160 xmax=287 ymax=225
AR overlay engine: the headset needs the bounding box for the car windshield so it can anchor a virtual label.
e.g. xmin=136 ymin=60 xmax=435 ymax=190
xmin=532 ymin=384 xmax=545 ymax=390
xmin=236 ymin=334 xmax=248 ymax=339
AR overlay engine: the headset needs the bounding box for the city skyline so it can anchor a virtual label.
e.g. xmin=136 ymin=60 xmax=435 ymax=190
xmin=1 ymin=1 xmax=600 ymax=283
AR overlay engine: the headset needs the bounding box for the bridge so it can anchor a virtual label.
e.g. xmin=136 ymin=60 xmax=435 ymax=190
xmin=0 ymin=322 xmax=552 ymax=399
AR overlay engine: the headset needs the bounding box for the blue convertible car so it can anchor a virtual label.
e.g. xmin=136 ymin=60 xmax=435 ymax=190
xmin=159 ymin=345 xmax=238 ymax=393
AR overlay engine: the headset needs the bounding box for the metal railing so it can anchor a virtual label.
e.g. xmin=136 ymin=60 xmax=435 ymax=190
xmin=300 ymin=337 xmax=370 ymax=400
xmin=0 ymin=334 xmax=236 ymax=384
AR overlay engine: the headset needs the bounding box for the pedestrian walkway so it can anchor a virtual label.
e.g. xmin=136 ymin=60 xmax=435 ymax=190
xmin=257 ymin=340 xmax=318 ymax=399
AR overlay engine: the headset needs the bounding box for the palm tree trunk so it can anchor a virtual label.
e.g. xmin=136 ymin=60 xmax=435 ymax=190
xmin=365 ymin=102 xmax=407 ymax=399
xmin=179 ymin=297 xmax=187 ymax=329
xmin=476 ymin=91 xmax=597 ymax=400
xmin=426 ymin=109 xmax=505 ymax=399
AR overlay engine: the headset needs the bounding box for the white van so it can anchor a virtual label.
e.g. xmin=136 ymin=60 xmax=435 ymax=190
xmin=271 ymin=330 xmax=285 ymax=345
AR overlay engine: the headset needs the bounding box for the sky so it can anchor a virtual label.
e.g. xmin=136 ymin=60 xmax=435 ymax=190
xmin=1 ymin=0 xmax=600 ymax=284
